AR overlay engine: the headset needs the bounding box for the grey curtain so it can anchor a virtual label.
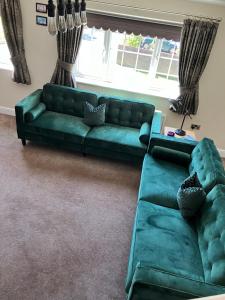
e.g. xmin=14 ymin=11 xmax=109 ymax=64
xmin=0 ymin=0 xmax=31 ymax=84
xmin=51 ymin=26 xmax=83 ymax=87
xmin=170 ymin=19 xmax=218 ymax=115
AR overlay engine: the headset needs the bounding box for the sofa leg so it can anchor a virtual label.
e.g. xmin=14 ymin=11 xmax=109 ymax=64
xmin=22 ymin=139 xmax=26 ymax=146
xmin=83 ymin=152 xmax=87 ymax=157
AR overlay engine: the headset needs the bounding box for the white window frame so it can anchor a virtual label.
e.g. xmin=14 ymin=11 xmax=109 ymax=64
xmin=76 ymin=28 xmax=180 ymax=99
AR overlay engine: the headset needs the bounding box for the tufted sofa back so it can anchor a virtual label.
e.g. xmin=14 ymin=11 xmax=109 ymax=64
xmin=197 ymin=184 xmax=225 ymax=286
xmin=189 ymin=138 xmax=225 ymax=194
xmin=42 ymin=84 xmax=98 ymax=118
xmin=98 ymin=96 xmax=155 ymax=129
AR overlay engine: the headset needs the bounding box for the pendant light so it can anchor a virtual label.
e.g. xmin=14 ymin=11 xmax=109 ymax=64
xmin=47 ymin=0 xmax=57 ymax=36
xmin=58 ymin=0 xmax=67 ymax=33
xmin=47 ymin=1 xmax=87 ymax=35
xmin=66 ymin=0 xmax=74 ymax=30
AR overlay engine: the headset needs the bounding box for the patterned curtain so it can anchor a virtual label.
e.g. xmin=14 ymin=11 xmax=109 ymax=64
xmin=0 ymin=0 xmax=31 ymax=84
xmin=170 ymin=19 xmax=219 ymax=115
xmin=50 ymin=26 xmax=83 ymax=87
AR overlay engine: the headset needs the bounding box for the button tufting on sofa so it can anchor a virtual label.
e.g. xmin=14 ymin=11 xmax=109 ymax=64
xmin=15 ymin=83 xmax=159 ymax=162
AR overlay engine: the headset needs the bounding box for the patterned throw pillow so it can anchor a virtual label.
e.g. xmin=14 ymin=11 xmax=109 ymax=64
xmin=177 ymin=173 xmax=206 ymax=219
xmin=83 ymin=102 xmax=106 ymax=126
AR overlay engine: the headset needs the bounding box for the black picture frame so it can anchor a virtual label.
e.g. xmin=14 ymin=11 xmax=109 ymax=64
xmin=36 ymin=15 xmax=48 ymax=26
xmin=36 ymin=3 xmax=48 ymax=14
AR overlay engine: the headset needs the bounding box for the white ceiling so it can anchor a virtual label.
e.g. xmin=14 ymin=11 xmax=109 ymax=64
xmin=190 ymin=0 xmax=225 ymax=6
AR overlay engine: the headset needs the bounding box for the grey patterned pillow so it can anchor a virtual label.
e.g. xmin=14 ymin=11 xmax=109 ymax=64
xmin=177 ymin=173 xmax=206 ymax=219
xmin=83 ymin=102 xmax=106 ymax=126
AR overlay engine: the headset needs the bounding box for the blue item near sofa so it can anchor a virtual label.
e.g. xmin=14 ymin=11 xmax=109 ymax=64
xmin=126 ymin=137 xmax=225 ymax=299
xmin=15 ymin=84 xmax=161 ymax=161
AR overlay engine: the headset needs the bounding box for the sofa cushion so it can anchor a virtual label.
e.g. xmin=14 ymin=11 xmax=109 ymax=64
xmin=42 ymin=83 xmax=98 ymax=118
xmin=83 ymin=102 xmax=106 ymax=126
xmin=151 ymin=146 xmax=191 ymax=167
xmin=126 ymin=200 xmax=204 ymax=292
xmin=85 ymin=123 xmax=147 ymax=157
xmin=98 ymin=96 xmax=155 ymax=129
xmin=177 ymin=173 xmax=206 ymax=219
xmin=25 ymin=102 xmax=46 ymax=122
xmin=139 ymin=122 xmax=151 ymax=145
xmin=25 ymin=111 xmax=91 ymax=144
xmin=138 ymin=154 xmax=189 ymax=209
xmin=189 ymin=138 xmax=225 ymax=193
xmin=197 ymin=185 xmax=225 ymax=286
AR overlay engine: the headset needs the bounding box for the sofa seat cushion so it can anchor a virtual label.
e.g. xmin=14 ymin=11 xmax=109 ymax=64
xmin=126 ymin=200 xmax=204 ymax=292
xmin=25 ymin=111 xmax=91 ymax=144
xmin=189 ymin=138 xmax=225 ymax=193
xmin=138 ymin=154 xmax=189 ymax=209
xmin=85 ymin=123 xmax=147 ymax=157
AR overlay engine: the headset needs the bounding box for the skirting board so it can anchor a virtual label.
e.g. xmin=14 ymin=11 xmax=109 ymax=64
xmin=0 ymin=105 xmax=225 ymax=158
xmin=0 ymin=106 xmax=15 ymax=116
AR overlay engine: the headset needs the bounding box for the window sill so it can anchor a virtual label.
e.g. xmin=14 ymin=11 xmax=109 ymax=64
xmin=76 ymin=76 xmax=179 ymax=100
xmin=0 ymin=64 xmax=13 ymax=71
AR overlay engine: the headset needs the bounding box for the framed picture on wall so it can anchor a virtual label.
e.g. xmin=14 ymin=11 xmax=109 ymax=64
xmin=36 ymin=3 xmax=47 ymax=13
xmin=36 ymin=15 xmax=48 ymax=26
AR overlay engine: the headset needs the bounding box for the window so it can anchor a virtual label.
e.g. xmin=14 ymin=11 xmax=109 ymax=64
xmin=76 ymin=26 xmax=180 ymax=98
xmin=0 ymin=17 xmax=12 ymax=69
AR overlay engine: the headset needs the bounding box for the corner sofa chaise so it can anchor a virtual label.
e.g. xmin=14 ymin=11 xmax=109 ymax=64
xmin=15 ymin=83 xmax=161 ymax=162
xmin=15 ymin=84 xmax=225 ymax=300
xmin=126 ymin=137 xmax=225 ymax=299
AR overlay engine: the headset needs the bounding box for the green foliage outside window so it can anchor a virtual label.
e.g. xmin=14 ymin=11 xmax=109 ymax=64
xmin=126 ymin=35 xmax=143 ymax=48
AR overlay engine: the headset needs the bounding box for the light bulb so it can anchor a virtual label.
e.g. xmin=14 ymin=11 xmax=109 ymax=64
xmin=81 ymin=11 xmax=87 ymax=26
xmin=47 ymin=0 xmax=57 ymax=35
xmin=58 ymin=15 xmax=67 ymax=33
xmin=66 ymin=0 xmax=74 ymax=30
xmin=58 ymin=0 xmax=67 ymax=33
xmin=48 ymin=17 xmax=57 ymax=36
xmin=74 ymin=12 xmax=81 ymax=28
xmin=66 ymin=14 xmax=74 ymax=30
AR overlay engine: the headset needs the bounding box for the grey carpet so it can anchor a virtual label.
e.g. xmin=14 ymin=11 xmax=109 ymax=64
xmin=0 ymin=114 xmax=140 ymax=300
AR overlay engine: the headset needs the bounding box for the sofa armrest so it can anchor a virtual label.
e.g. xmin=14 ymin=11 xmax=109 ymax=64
xmin=149 ymin=133 xmax=197 ymax=154
xmin=151 ymin=110 xmax=163 ymax=134
xmin=139 ymin=123 xmax=151 ymax=145
xmin=128 ymin=264 xmax=225 ymax=300
xmin=25 ymin=103 xmax=46 ymax=122
xmin=139 ymin=111 xmax=163 ymax=146
xmin=15 ymin=89 xmax=43 ymax=125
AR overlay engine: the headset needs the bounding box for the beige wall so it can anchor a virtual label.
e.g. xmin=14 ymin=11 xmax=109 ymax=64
xmin=0 ymin=0 xmax=225 ymax=149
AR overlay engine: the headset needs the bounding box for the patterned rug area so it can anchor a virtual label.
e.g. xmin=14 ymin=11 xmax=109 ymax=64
xmin=0 ymin=114 xmax=140 ymax=300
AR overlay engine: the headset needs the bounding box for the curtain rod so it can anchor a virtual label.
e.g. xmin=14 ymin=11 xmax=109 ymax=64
xmin=87 ymin=0 xmax=222 ymax=23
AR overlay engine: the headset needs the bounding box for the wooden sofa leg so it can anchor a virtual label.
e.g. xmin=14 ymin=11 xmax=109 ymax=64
xmin=22 ymin=139 xmax=26 ymax=146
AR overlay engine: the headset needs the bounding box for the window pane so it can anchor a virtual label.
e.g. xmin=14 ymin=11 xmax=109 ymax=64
xmin=77 ymin=27 xmax=180 ymax=95
xmin=122 ymin=52 xmax=137 ymax=68
xmin=157 ymin=58 xmax=170 ymax=74
xmin=136 ymin=55 xmax=151 ymax=71
xmin=170 ymin=60 xmax=179 ymax=76
xmin=0 ymin=17 xmax=12 ymax=68
xmin=77 ymin=27 xmax=105 ymax=79
xmin=125 ymin=34 xmax=142 ymax=52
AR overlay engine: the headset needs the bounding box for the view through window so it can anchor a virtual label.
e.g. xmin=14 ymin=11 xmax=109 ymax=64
xmin=76 ymin=27 xmax=180 ymax=96
xmin=0 ymin=17 xmax=12 ymax=68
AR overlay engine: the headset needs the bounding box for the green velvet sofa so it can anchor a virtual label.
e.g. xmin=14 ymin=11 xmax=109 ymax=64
xmin=15 ymin=83 xmax=162 ymax=162
xmin=126 ymin=137 xmax=225 ymax=299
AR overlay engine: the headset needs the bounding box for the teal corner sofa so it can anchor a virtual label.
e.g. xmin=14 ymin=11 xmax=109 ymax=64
xmin=126 ymin=137 xmax=225 ymax=299
xmin=15 ymin=83 xmax=162 ymax=162
xmin=15 ymin=84 xmax=225 ymax=299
